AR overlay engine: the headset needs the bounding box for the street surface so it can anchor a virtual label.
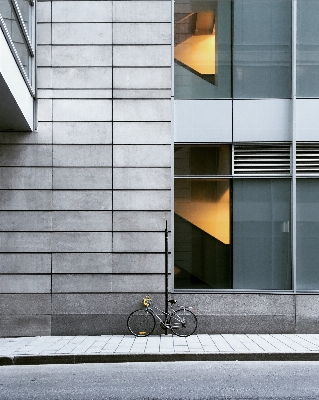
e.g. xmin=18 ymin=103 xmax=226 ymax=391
xmin=1 ymin=361 xmax=319 ymax=399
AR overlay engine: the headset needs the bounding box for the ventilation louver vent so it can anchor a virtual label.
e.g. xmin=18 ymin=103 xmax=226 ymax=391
xmin=234 ymin=145 xmax=291 ymax=175
xmin=297 ymin=144 xmax=319 ymax=175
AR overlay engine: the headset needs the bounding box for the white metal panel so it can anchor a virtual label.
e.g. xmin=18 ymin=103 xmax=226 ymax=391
xmin=0 ymin=28 xmax=33 ymax=131
xmin=233 ymin=99 xmax=291 ymax=142
xmin=174 ymin=100 xmax=232 ymax=143
xmin=296 ymin=99 xmax=319 ymax=142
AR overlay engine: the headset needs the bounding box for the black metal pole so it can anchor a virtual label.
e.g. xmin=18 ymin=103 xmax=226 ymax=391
xmin=165 ymin=220 xmax=168 ymax=335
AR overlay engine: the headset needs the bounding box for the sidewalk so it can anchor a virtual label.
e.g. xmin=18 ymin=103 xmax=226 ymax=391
xmin=2 ymin=334 xmax=319 ymax=365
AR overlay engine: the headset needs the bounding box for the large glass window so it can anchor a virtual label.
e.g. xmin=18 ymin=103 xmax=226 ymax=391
xmin=233 ymin=179 xmax=291 ymax=290
xmin=174 ymin=0 xmax=232 ymax=99
xmin=233 ymin=0 xmax=292 ymax=98
xmin=296 ymin=180 xmax=319 ymax=289
xmin=174 ymin=146 xmax=292 ymax=291
xmin=297 ymin=0 xmax=319 ymax=97
xmin=175 ymin=178 xmax=232 ymax=289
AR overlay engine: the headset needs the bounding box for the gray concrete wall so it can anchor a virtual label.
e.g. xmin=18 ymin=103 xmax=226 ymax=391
xmin=0 ymin=0 xmax=171 ymax=336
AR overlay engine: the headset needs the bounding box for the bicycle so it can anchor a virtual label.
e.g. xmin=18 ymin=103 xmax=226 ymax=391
xmin=127 ymin=295 xmax=197 ymax=337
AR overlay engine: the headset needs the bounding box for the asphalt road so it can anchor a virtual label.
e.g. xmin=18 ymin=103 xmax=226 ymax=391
xmin=1 ymin=361 xmax=319 ymax=399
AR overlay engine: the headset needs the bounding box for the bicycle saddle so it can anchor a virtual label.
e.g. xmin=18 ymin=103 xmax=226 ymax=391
xmin=168 ymin=299 xmax=177 ymax=304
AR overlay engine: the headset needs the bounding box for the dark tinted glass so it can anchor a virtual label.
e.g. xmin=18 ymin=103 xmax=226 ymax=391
xmin=174 ymin=145 xmax=231 ymax=175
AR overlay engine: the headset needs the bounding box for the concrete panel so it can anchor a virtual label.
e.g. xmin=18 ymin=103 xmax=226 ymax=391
xmin=0 ymin=190 xmax=52 ymax=210
xmin=0 ymin=254 xmax=51 ymax=274
xmin=53 ymin=168 xmax=112 ymax=189
xmin=113 ymin=122 xmax=171 ymax=144
xmin=52 ymin=253 xmax=112 ymax=274
xmin=0 ymin=232 xmax=51 ymax=252
xmin=53 ymin=145 xmax=112 ymax=167
xmin=53 ymin=23 xmax=112 ymax=45
xmin=112 ymin=253 xmax=166 ymax=273
xmin=52 ymin=274 xmax=112 ymax=293
xmin=51 ymin=314 xmax=125 ymax=335
xmin=176 ymin=294 xmax=295 ymax=316
xmin=38 ymin=99 xmax=52 ymax=121
xmin=113 ymin=168 xmax=170 ymax=189
xmin=113 ymin=45 xmax=171 ymax=67
xmin=52 ymin=190 xmax=112 ymax=210
xmin=52 ymin=1 xmax=112 ymax=22
xmin=0 ymin=168 xmax=52 ymax=189
xmin=51 ymin=232 xmax=112 ymax=252
xmin=113 ymin=23 xmax=171 ymax=45
xmin=114 ymin=99 xmax=171 ymax=121
xmin=296 ymin=99 xmax=319 ymax=141
xmin=113 ymin=232 xmax=166 ymax=252
xmin=0 ymin=315 xmax=51 ymax=337
xmin=53 ymin=99 xmax=112 ymax=121
xmin=0 ymin=211 xmax=52 ymax=231
xmin=52 ymin=211 xmax=112 ymax=231
xmin=196 ymin=315 xmax=295 ymax=334
xmin=39 ymin=67 xmax=112 ymax=89
xmin=113 ymin=89 xmax=170 ymax=99
xmin=174 ymin=100 xmax=232 ymax=142
xmin=0 ymin=122 xmax=52 ymax=144
xmin=53 ymin=293 xmax=164 ymax=315
xmin=37 ymin=23 xmax=51 ymax=45
xmin=52 ymin=293 xmax=113 ymax=314
xmin=113 ymin=190 xmax=171 ymax=210
xmin=0 ymin=145 xmax=52 ymax=166
xmin=53 ymin=122 xmax=112 ymax=144
xmin=113 ymin=145 xmax=170 ymax=167
xmin=37 ymin=2 xmax=51 ymax=23
xmin=37 ymin=67 xmax=52 ymax=89
xmin=296 ymin=295 xmax=319 ymax=319
xmin=113 ymin=211 xmax=171 ymax=231
xmin=37 ymin=45 xmax=51 ymax=66
xmin=52 ymin=46 xmax=112 ymax=67
xmin=113 ymin=1 xmax=171 ymax=22
xmin=233 ymin=99 xmax=292 ymax=142
xmin=0 ymin=294 xmax=51 ymax=314
xmin=112 ymin=274 xmax=164 ymax=292
xmin=0 ymin=275 xmax=51 ymax=293
xmin=39 ymin=89 xmax=112 ymax=99
xmin=113 ymin=68 xmax=170 ymax=90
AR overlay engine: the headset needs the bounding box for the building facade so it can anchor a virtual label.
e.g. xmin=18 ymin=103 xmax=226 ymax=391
xmin=0 ymin=0 xmax=319 ymax=337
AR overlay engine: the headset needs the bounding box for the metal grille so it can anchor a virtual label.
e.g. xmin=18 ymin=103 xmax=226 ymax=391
xmin=297 ymin=144 xmax=319 ymax=175
xmin=234 ymin=145 xmax=291 ymax=175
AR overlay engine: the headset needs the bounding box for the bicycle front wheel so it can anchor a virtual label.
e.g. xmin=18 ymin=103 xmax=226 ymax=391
xmin=170 ymin=308 xmax=197 ymax=337
xmin=127 ymin=309 xmax=155 ymax=337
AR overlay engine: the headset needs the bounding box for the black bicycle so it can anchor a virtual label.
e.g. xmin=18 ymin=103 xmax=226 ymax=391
xmin=127 ymin=295 xmax=197 ymax=337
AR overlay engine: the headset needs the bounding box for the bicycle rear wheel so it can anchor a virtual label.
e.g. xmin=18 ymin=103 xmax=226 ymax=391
xmin=127 ymin=309 xmax=155 ymax=337
xmin=170 ymin=308 xmax=197 ymax=337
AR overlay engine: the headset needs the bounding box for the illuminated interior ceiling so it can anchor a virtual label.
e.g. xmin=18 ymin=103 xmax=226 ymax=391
xmin=174 ymin=11 xmax=216 ymax=84
xmin=175 ymin=188 xmax=230 ymax=244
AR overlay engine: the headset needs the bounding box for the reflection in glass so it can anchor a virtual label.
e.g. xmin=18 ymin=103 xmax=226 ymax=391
xmin=174 ymin=0 xmax=231 ymax=99
xmin=233 ymin=179 xmax=291 ymax=290
xmin=16 ymin=0 xmax=30 ymax=34
xmin=174 ymin=179 xmax=232 ymax=289
xmin=233 ymin=0 xmax=291 ymax=98
xmin=175 ymin=11 xmax=216 ymax=84
xmin=175 ymin=145 xmax=231 ymax=175
xmin=297 ymin=0 xmax=319 ymax=97
xmin=296 ymin=180 xmax=319 ymax=289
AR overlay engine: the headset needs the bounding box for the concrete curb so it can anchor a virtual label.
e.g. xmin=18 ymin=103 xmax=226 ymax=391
xmin=2 ymin=352 xmax=319 ymax=365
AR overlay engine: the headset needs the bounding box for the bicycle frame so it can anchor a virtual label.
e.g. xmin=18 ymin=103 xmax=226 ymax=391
xmin=145 ymin=302 xmax=185 ymax=329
